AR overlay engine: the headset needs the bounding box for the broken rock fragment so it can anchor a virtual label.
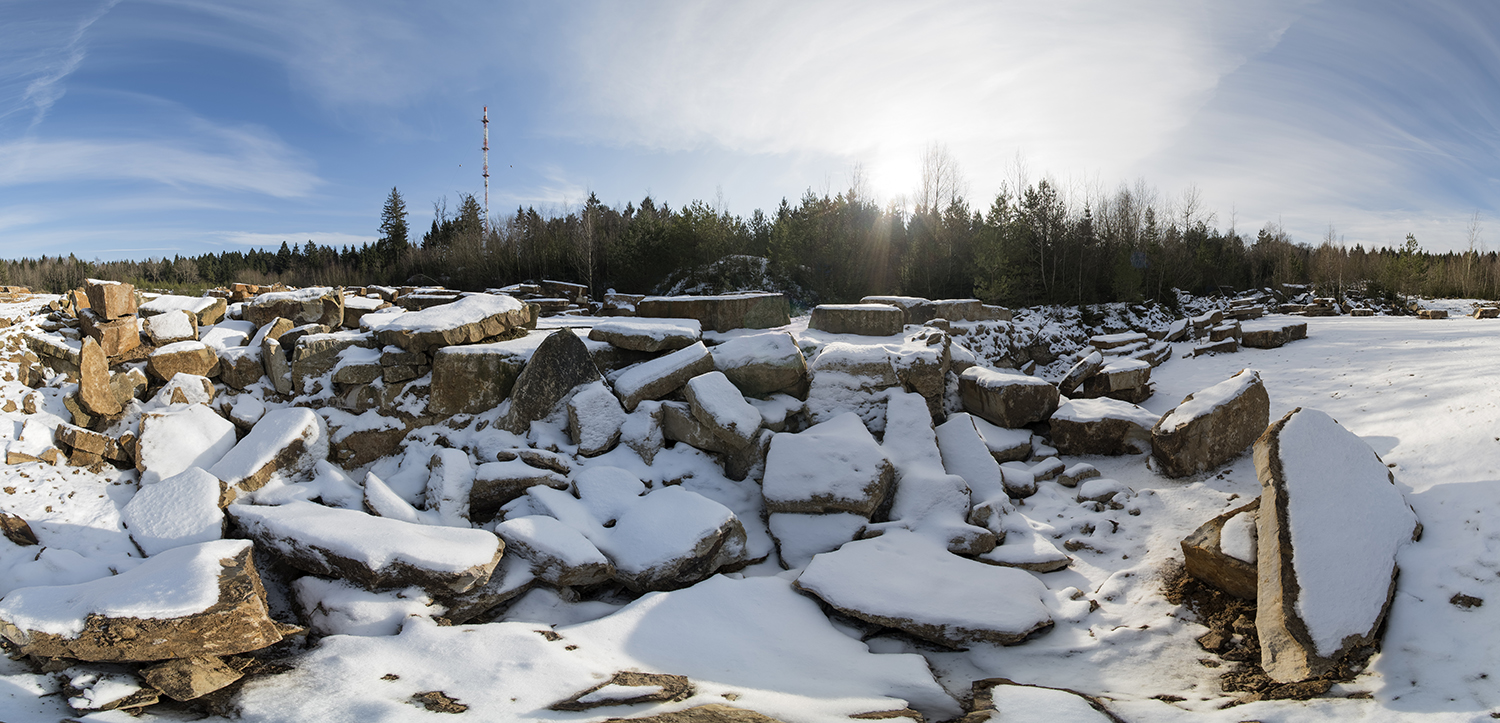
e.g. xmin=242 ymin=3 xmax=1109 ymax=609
xmin=1181 ymin=498 xmax=1259 ymax=600
xmin=1151 ymin=369 xmax=1269 ymax=478
xmin=613 ymin=341 xmax=715 ymax=412
xmin=761 ymin=411 xmax=893 ymax=517
xmin=500 ymin=328 xmax=601 ymax=433
xmin=0 ymin=539 xmax=283 ymax=662
xmin=958 ymin=366 xmax=1058 ymax=428
xmin=209 ymin=407 xmax=329 ymax=495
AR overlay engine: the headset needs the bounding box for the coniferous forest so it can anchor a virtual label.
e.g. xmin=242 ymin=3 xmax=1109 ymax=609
xmin=6 ymin=173 xmax=1492 ymax=309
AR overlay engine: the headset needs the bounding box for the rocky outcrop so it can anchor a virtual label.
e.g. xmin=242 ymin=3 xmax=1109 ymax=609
xmin=1151 ymin=369 xmax=1269 ymax=478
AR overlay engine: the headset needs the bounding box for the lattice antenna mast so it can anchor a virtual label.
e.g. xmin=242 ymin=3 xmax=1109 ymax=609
xmin=481 ymin=106 xmax=491 ymax=231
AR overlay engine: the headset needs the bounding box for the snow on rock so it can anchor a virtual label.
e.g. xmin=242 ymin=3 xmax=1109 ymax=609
xmin=494 ymin=515 xmax=613 ymax=587
xmin=143 ymin=309 xmax=197 ymax=346
xmin=761 ymin=411 xmax=893 ymax=517
xmin=612 ymin=341 xmax=715 ymax=412
xmin=243 ymin=286 xmax=342 ymax=328
xmin=374 ymin=293 xmax=528 ymax=354
xmin=233 ymin=576 xmax=957 ymax=722
xmin=1181 ymin=499 xmax=1259 ymax=601
xmin=136 ymin=404 xmax=238 ymax=485
xmin=145 ymin=340 xmax=219 ymax=382
xmin=808 ymin=303 xmax=905 ymax=336
xmin=587 ymin=317 xmax=701 ymax=352
xmin=936 ymin=412 xmax=1006 ymax=502
xmin=291 ymin=577 xmax=443 ymax=636
xmin=804 ymin=341 xmax=900 ymax=431
xmin=229 ymin=500 xmax=504 ymax=593
xmin=209 ymin=407 xmax=329 ymax=495
xmin=424 ymin=448 xmax=475 ymax=527
xmin=199 ymin=319 xmax=255 ymax=350
xmin=973 ymin=680 xmax=1119 ymax=722
xmin=1152 ymin=368 xmax=1269 ymax=478
xmin=767 ymin=511 xmax=867 ymax=569
xmin=471 ymin=459 xmax=570 ymax=523
xmin=795 ymin=529 xmax=1053 ymax=647
xmin=120 ymin=467 xmax=228 ymax=556
xmin=139 ymin=294 xmax=225 ymax=326
xmin=871 ymin=391 xmax=995 ymax=555
xmin=0 ymin=539 xmax=283 ymax=662
xmin=683 ymin=370 xmax=762 ymax=449
xmin=959 ymin=366 xmax=1059 ymax=428
xmin=1255 ymin=407 xmax=1421 ymax=683
xmin=565 ymin=379 xmax=625 ymax=456
xmin=499 ymin=328 xmax=601 ymax=433
xmin=1049 ymin=397 xmax=1158 ymax=456
xmin=969 ymin=415 xmax=1033 ymax=463
xmin=979 ymin=521 xmax=1071 ymax=573
xmin=710 ymin=331 xmax=809 ymax=398
xmin=151 ymin=373 xmax=214 ymax=406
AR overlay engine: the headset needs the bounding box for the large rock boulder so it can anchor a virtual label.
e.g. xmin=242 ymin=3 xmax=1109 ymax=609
xmin=77 ymin=337 xmax=121 ymax=416
xmin=494 ymin=515 xmax=613 ymax=587
xmin=795 ymin=530 xmax=1053 ymax=647
xmin=1049 ymin=397 xmax=1159 ymax=456
xmin=636 ymin=292 xmax=790 ymax=332
xmin=143 ymin=309 xmax=198 ymax=346
xmin=1241 ymin=320 xmax=1309 ymax=349
xmin=139 ymin=294 xmax=226 ymax=326
xmin=78 ymin=309 xmax=140 ymax=357
xmin=683 ymin=371 xmax=762 ymax=450
xmin=709 ymin=331 xmax=808 ymax=398
xmin=587 ymin=318 xmax=701 ymax=352
xmin=958 ymin=366 xmax=1059 ymax=428
xmin=375 ymin=293 xmax=529 ymax=354
xmin=146 ymin=341 xmax=220 ymax=382
xmin=1077 ymin=358 xmax=1152 ymax=403
xmin=499 ymin=328 xmax=601 ymax=433
xmin=808 ymin=303 xmax=904 ymax=336
xmin=762 ymin=412 xmax=893 ymax=517
xmin=229 ymin=501 xmax=504 ymax=593
xmin=429 ymin=335 xmax=533 ymax=416
xmin=0 ymin=539 xmax=283 ymax=662
xmin=1181 ymin=499 xmax=1259 ymax=600
xmin=1255 ymin=408 xmax=1420 ymax=683
xmin=1151 ymin=369 xmax=1270 ymax=478
xmin=84 ymin=279 xmax=137 ymax=319
xmin=243 ymin=287 xmax=344 ymax=328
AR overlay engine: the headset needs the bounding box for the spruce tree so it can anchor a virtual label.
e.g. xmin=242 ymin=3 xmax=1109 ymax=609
xmin=378 ymin=187 xmax=410 ymax=264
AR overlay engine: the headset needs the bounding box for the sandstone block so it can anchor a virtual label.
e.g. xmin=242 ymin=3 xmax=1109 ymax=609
xmin=958 ymin=366 xmax=1059 ymax=428
xmin=1152 ymin=369 xmax=1269 ymax=478
xmin=808 ymin=303 xmax=904 ymax=336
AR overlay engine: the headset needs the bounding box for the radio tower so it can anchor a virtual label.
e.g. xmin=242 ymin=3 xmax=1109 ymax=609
xmin=481 ymin=106 xmax=491 ymax=231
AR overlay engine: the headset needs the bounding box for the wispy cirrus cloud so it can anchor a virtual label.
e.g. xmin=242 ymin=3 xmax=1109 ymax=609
xmin=0 ymin=0 xmax=122 ymax=132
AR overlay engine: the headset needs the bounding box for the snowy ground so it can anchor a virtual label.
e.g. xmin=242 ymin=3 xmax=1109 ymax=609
xmin=3 ymin=303 xmax=1500 ymax=721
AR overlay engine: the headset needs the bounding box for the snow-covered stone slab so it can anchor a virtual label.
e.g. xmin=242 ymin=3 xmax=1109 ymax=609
xmin=0 ymin=539 xmax=284 ymax=662
xmin=762 ymin=411 xmax=893 ymax=516
xmin=1255 ymin=407 xmax=1420 ymax=683
xmin=428 ymin=332 xmax=536 ymax=416
xmin=375 ymin=293 xmax=529 ymax=354
xmin=979 ymin=524 xmax=1071 ymax=573
xmin=1078 ymin=357 xmax=1151 ymax=402
xmin=230 ymin=501 xmax=504 ymax=593
xmin=1049 ymin=397 xmax=1158 ymax=456
xmin=139 ymin=294 xmax=226 ymax=326
xmin=710 ymin=331 xmax=808 ymax=398
xmin=808 ymin=303 xmax=905 ymax=336
xmin=1152 ymin=369 xmax=1269 ymax=478
xmin=424 ymin=448 xmax=475 ymax=527
xmin=209 ymin=407 xmax=329 ymax=494
xmin=935 ymin=413 xmax=1005 ymax=501
xmin=767 ymin=512 xmax=867 ymax=569
xmin=495 ymin=515 xmax=613 ymax=587
xmin=471 ymin=460 xmax=570 ymax=522
xmin=143 ymin=309 xmax=198 ymax=345
xmin=1058 ymin=349 xmax=1103 ymax=396
xmin=796 ymin=529 xmax=1053 ymax=647
xmin=875 ymin=391 xmax=995 ymax=555
xmin=136 ymin=404 xmax=238 ymax=485
xmin=958 ymin=366 xmax=1058 ymax=428
xmin=291 ymin=577 xmax=441 ymax=636
xmin=612 ymin=341 xmax=714 ymax=412
xmin=243 ymin=286 xmax=343 ymax=328
xmin=146 ymin=340 xmax=220 ymax=382
xmin=1181 ymin=498 xmax=1259 ymax=600
xmin=566 ymin=380 xmax=626 ymax=456
xmin=969 ymin=679 xmax=1119 ymax=723
xmin=587 ymin=318 xmax=701 ymax=352
xmin=1241 ymin=319 xmax=1309 ymax=349
xmin=199 ymin=319 xmax=256 ymax=350
xmin=591 ymin=485 xmax=748 ymax=592
xmin=85 ymin=278 xmax=137 ymax=319
xmin=636 ymin=292 xmax=790 ymax=332
xmin=122 ymin=467 xmax=229 ymax=556
xmin=970 ymin=416 xmax=1032 ymax=463
xmin=684 ymin=370 xmax=761 ymax=449
xmin=153 ymin=373 xmax=215 ymax=406
xmin=1088 ymin=331 xmax=1147 ymax=350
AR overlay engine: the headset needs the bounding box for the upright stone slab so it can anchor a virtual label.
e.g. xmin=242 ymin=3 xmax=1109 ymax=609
xmin=499 ymin=328 xmax=601 ymax=433
xmin=1181 ymin=499 xmax=1259 ymax=600
xmin=808 ymin=304 xmax=904 ymax=336
xmin=958 ymin=366 xmax=1059 ymax=428
xmin=1151 ymin=369 xmax=1269 ymax=478
xmin=77 ymin=337 xmax=122 ymax=416
xmin=1255 ymin=408 xmax=1420 ymax=683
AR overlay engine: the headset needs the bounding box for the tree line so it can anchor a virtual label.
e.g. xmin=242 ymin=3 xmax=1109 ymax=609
xmin=10 ymin=171 xmax=1497 ymax=309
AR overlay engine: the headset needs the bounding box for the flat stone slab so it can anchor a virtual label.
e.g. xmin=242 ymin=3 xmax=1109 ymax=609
xmin=588 ymin=318 xmax=701 ymax=352
xmin=375 ymin=294 xmax=530 ymax=354
xmin=808 ymin=303 xmax=904 ymax=336
xmin=636 ymin=292 xmax=790 ymax=332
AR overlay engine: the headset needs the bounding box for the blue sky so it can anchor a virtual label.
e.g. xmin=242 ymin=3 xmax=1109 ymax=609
xmin=2 ymin=0 xmax=1497 ymax=260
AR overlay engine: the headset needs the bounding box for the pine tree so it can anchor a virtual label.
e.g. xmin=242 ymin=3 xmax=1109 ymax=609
xmin=377 ymin=187 xmax=410 ymax=264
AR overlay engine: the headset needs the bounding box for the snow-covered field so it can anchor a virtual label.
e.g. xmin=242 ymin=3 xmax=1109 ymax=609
xmin=2 ymin=299 xmax=1499 ymax=722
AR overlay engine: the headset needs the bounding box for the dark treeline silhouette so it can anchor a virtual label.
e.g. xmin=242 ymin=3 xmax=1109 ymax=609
xmin=8 ymin=181 xmax=1496 ymax=308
